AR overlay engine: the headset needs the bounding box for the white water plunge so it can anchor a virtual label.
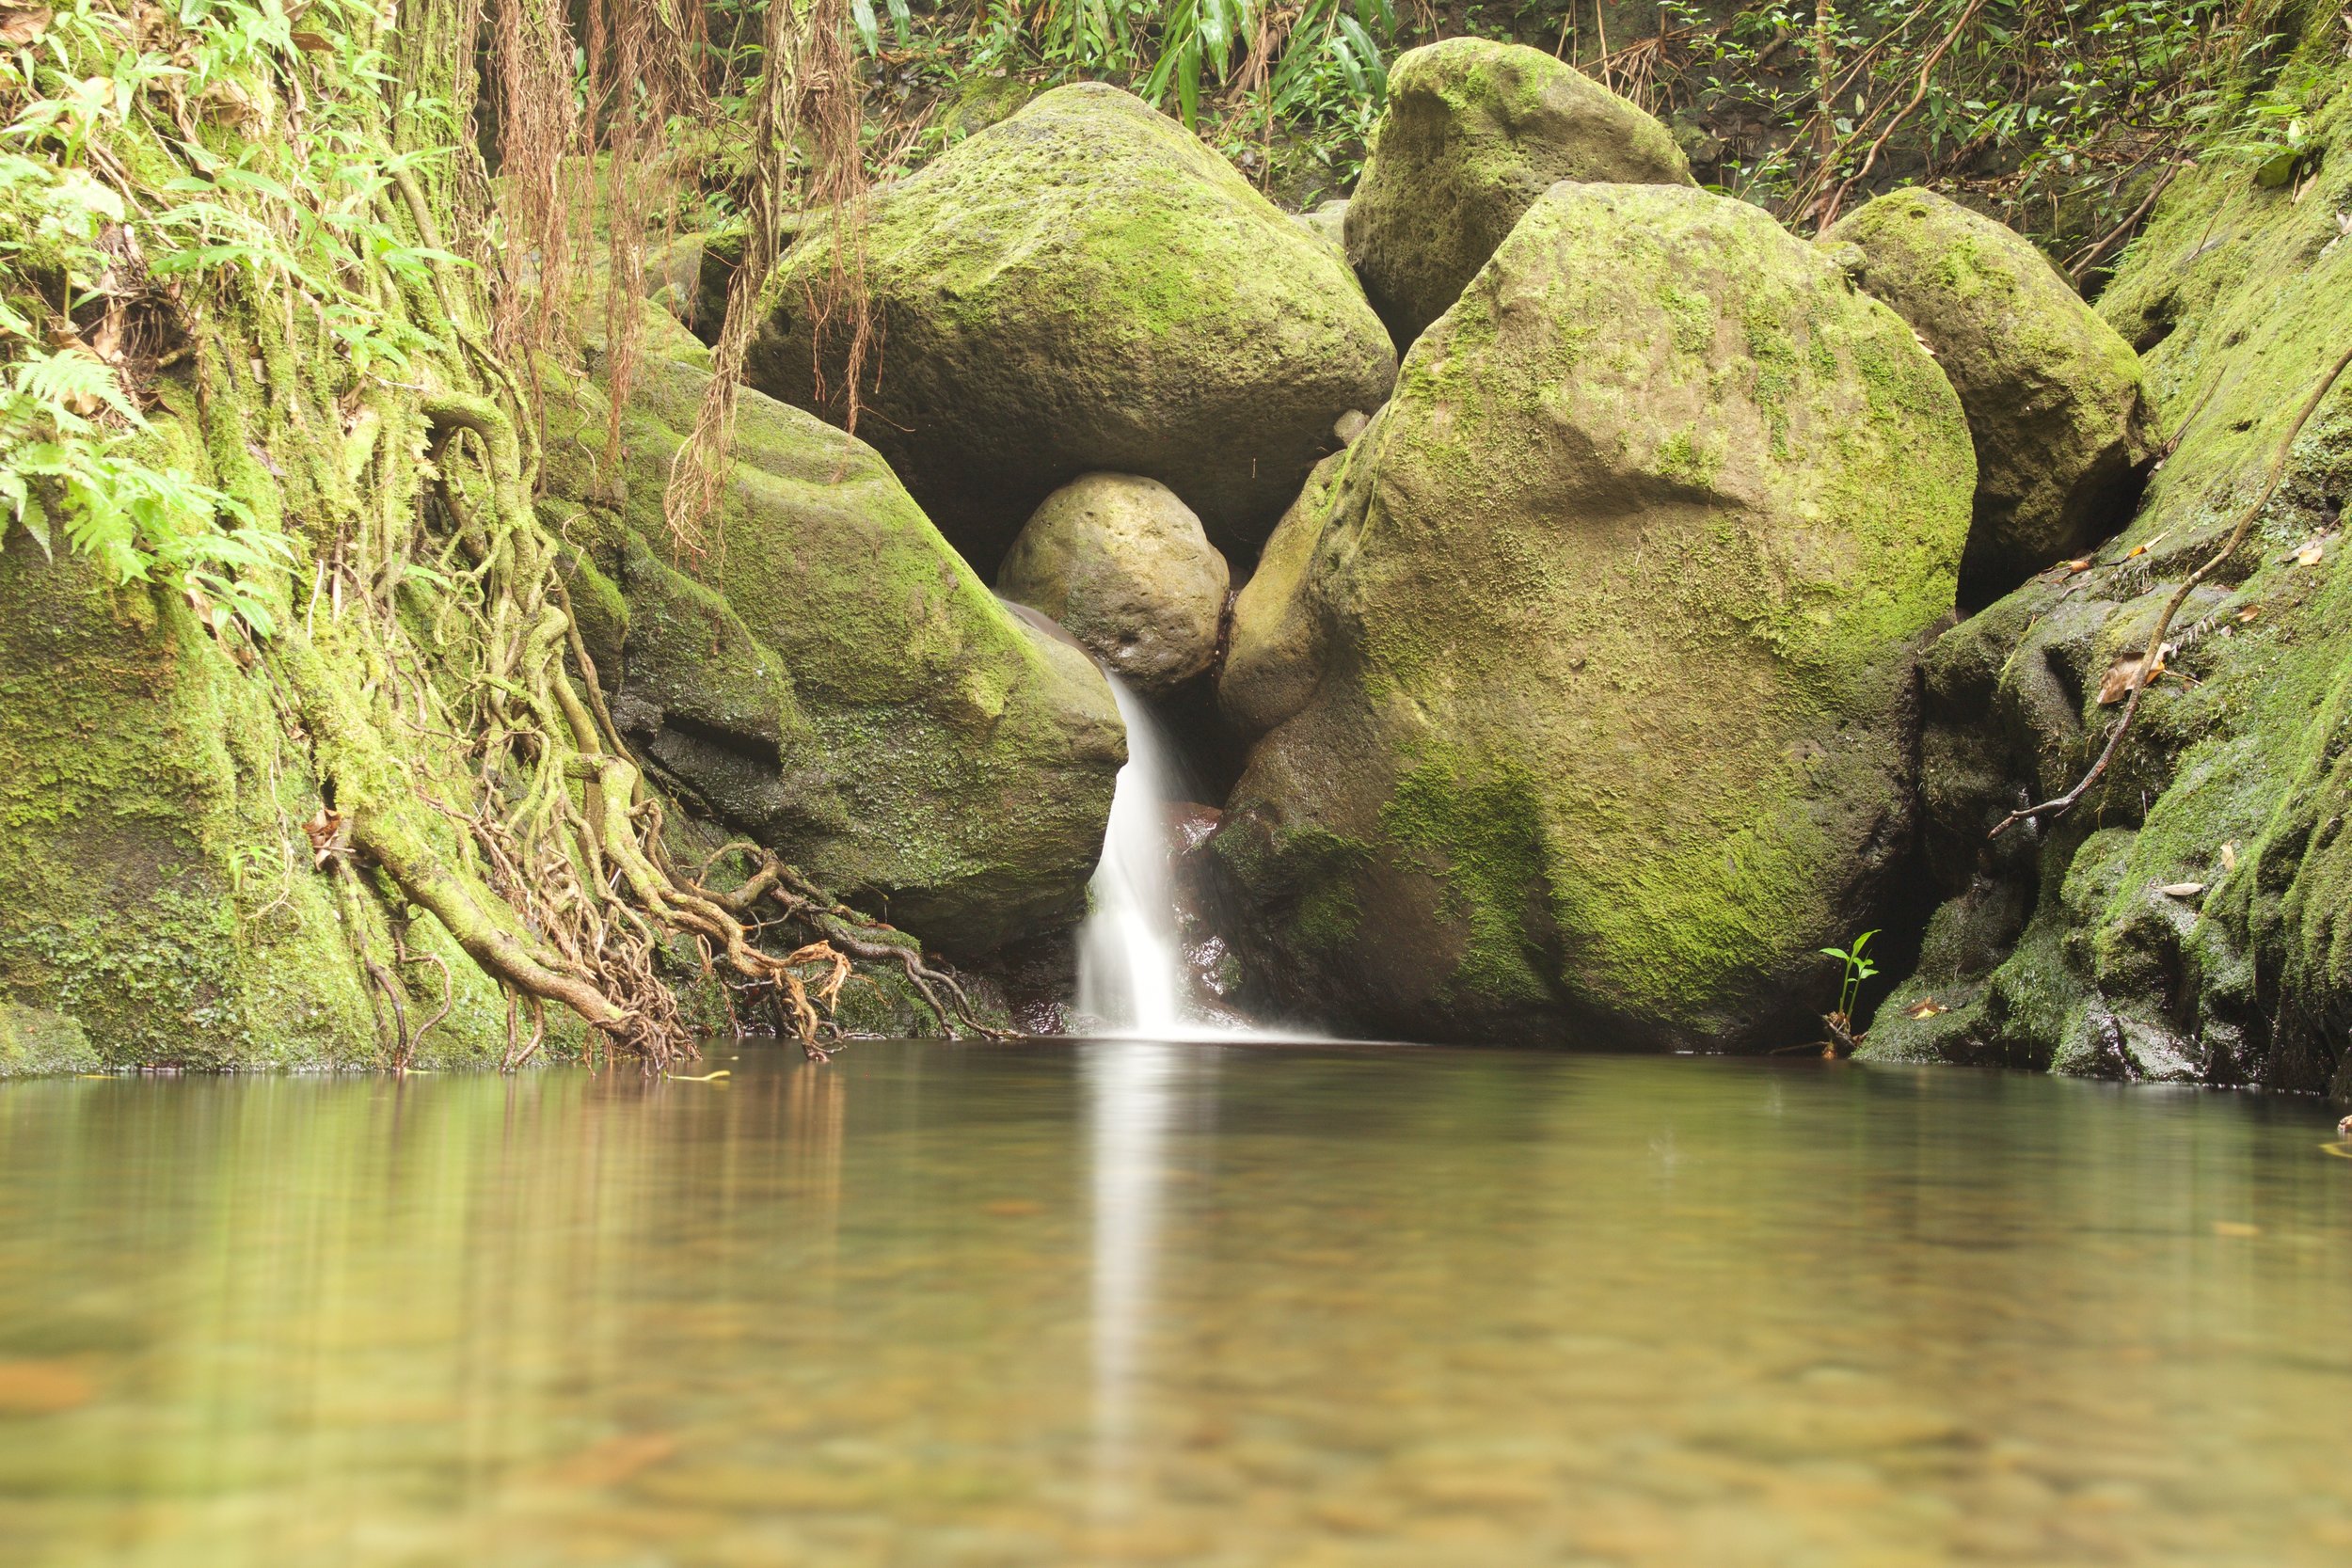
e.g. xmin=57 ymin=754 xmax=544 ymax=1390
xmin=1076 ymin=675 xmax=1189 ymax=1037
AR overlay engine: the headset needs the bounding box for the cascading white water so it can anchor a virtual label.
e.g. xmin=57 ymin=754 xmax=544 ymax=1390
xmin=1076 ymin=676 xmax=1190 ymax=1037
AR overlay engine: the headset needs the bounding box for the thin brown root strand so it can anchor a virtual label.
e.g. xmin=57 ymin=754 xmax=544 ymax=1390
xmin=1991 ymin=342 xmax=2352 ymax=839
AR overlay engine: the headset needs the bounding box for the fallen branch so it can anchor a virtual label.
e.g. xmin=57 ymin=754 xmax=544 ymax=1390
xmin=1993 ymin=341 xmax=2352 ymax=837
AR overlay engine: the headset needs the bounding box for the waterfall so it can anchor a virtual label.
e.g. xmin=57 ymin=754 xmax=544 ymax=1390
xmin=1076 ymin=676 xmax=1189 ymax=1037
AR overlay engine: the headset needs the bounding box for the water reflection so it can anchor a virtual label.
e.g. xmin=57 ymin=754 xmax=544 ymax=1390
xmin=1 ymin=1047 xmax=2349 ymax=1566
xmin=1086 ymin=1041 xmax=1203 ymax=1523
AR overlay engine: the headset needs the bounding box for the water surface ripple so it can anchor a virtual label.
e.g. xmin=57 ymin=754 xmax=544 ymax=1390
xmin=3 ymin=1042 xmax=2349 ymax=1565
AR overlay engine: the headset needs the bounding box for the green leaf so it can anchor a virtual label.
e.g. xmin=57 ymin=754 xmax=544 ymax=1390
xmin=10 ymin=488 xmax=50 ymax=559
xmin=1177 ymin=39 xmax=1200 ymax=127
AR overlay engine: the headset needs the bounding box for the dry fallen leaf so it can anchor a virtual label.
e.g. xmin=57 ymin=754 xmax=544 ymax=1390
xmin=2293 ymin=539 xmax=2326 ymax=566
xmin=2160 ymin=881 xmax=2207 ymax=899
xmin=1903 ymin=997 xmax=1950 ymax=1020
xmin=2213 ymin=1220 xmax=2262 ymax=1238
xmin=2123 ymin=531 xmax=2169 ymax=562
xmin=2221 ymin=842 xmax=2239 ymax=873
xmin=0 ymin=6 xmax=53 ymax=46
xmin=302 ymin=807 xmax=348 ymax=867
xmin=2098 ymin=653 xmax=2160 ymax=705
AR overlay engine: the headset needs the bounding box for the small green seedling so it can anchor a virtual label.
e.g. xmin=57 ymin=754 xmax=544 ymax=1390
xmin=1820 ymin=929 xmax=1880 ymax=1028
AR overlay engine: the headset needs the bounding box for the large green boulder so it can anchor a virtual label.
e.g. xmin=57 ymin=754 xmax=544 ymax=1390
xmin=1345 ymin=39 xmax=1693 ymax=350
xmin=1215 ymin=182 xmax=1974 ymax=1048
xmin=545 ymin=309 xmax=1125 ymax=956
xmin=1826 ymin=188 xmax=2155 ymax=606
xmin=747 ymin=83 xmax=1397 ymax=571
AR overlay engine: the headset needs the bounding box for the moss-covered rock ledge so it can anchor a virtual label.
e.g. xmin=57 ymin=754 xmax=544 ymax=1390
xmin=1863 ymin=11 xmax=2352 ymax=1095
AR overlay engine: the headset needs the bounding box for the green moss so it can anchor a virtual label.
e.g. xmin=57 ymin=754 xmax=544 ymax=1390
xmin=1652 ymin=427 xmax=1724 ymax=489
xmin=0 ymin=529 xmax=514 ymax=1072
xmin=1348 ymin=37 xmax=1696 ymax=346
xmin=1381 ymin=752 xmax=1546 ymax=1003
xmin=0 ymin=1004 xmax=97 ymax=1075
xmin=1218 ymin=181 xmax=1973 ymax=1047
xmin=1659 ymin=282 xmax=1714 ymax=358
xmin=755 ymin=82 xmax=1394 ymax=565
xmin=540 ymin=304 xmax=1124 ymax=956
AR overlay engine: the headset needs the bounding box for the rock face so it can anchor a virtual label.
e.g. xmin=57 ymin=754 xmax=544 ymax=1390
xmin=1294 ymin=198 xmax=1349 ymax=254
xmin=1345 ymin=39 xmax=1694 ymax=350
xmin=546 ymin=308 xmax=1125 ymax=956
xmin=1861 ymin=34 xmax=2352 ymax=1097
xmin=1826 ymin=188 xmax=2155 ymax=607
xmin=748 ymin=83 xmax=1397 ymax=571
xmin=1216 ymin=182 xmax=1974 ymax=1049
xmin=0 ymin=536 xmax=509 ymax=1072
xmin=995 ymin=474 xmax=1232 ymax=698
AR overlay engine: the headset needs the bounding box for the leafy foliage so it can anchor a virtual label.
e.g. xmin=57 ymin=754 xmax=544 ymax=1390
xmin=0 ymin=0 xmax=452 ymax=634
xmin=1820 ymin=928 xmax=1879 ymax=1023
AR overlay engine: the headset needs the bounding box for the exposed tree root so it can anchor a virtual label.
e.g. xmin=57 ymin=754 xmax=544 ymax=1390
xmin=1993 ymin=342 xmax=2352 ymax=839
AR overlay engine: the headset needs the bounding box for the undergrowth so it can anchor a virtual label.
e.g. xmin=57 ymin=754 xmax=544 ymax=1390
xmin=0 ymin=0 xmax=992 ymax=1069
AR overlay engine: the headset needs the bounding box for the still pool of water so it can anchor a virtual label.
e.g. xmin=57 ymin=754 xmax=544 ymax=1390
xmin=3 ymin=1041 xmax=2350 ymax=1566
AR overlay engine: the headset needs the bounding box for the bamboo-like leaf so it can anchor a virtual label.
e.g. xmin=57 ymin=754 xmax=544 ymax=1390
xmin=1338 ymin=12 xmax=1387 ymax=101
xmin=1177 ymin=38 xmax=1200 ymax=126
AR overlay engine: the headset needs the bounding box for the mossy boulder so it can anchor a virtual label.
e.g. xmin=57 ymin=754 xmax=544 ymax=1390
xmin=748 ymin=83 xmax=1397 ymax=571
xmin=1863 ymin=24 xmax=2352 ymax=1093
xmin=544 ymin=308 xmax=1125 ymax=956
xmin=995 ymin=473 xmax=1232 ymax=698
xmin=1214 ymin=182 xmax=1974 ymax=1049
xmin=1344 ymin=39 xmax=1694 ymax=351
xmin=0 ymin=533 xmax=509 ymax=1072
xmin=1827 ymin=188 xmax=2155 ymax=606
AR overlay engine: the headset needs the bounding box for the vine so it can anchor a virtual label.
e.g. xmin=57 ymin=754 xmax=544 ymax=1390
xmin=0 ymin=0 xmax=992 ymax=1069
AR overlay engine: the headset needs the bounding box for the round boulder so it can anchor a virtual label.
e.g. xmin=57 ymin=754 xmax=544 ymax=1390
xmin=1216 ymin=182 xmax=1976 ymax=1050
xmin=542 ymin=306 xmax=1126 ymax=958
xmin=1825 ymin=188 xmax=2154 ymax=607
xmin=748 ymin=83 xmax=1398 ymax=572
xmin=1346 ymin=39 xmax=1694 ymax=349
xmin=996 ymin=474 xmax=1232 ymax=698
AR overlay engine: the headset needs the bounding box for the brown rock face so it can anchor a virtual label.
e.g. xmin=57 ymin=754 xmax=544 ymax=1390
xmin=996 ymin=474 xmax=1232 ymax=699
